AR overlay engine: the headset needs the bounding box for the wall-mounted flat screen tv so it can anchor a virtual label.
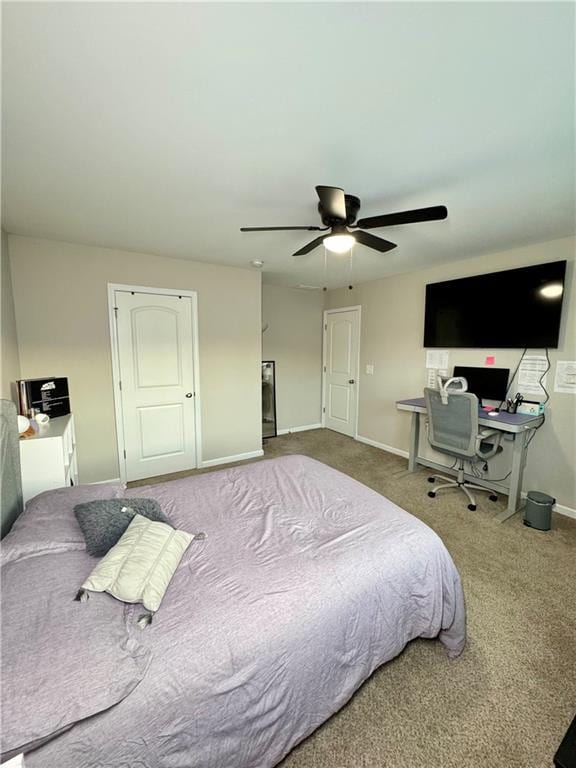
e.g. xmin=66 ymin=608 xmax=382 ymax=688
xmin=424 ymin=260 xmax=567 ymax=348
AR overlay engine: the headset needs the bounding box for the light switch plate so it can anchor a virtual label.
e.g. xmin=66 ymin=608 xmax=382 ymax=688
xmin=365 ymin=364 xmax=374 ymax=375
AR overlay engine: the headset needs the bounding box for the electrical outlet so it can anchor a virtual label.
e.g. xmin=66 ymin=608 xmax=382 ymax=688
xmin=366 ymin=364 xmax=374 ymax=375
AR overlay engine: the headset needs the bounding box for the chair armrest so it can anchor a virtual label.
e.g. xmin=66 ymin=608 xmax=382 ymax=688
xmin=478 ymin=428 xmax=500 ymax=440
xmin=475 ymin=429 xmax=503 ymax=459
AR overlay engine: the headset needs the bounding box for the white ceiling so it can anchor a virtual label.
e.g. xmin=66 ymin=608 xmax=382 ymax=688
xmin=2 ymin=2 xmax=575 ymax=289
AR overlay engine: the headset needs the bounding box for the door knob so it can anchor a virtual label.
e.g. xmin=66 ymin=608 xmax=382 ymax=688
xmin=348 ymin=379 xmax=355 ymax=384
xmin=185 ymin=392 xmax=193 ymax=398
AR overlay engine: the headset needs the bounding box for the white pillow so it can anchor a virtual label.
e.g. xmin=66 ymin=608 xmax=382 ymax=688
xmin=80 ymin=514 xmax=194 ymax=613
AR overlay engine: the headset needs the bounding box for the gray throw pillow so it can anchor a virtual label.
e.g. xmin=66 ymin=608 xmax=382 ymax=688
xmin=74 ymin=498 xmax=169 ymax=556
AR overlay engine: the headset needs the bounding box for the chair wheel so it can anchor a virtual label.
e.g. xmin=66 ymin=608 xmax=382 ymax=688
xmin=467 ymin=504 xmax=477 ymax=511
xmin=428 ymin=491 xmax=436 ymax=498
xmin=427 ymin=477 xmax=435 ymax=483
xmin=489 ymin=494 xmax=498 ymax=502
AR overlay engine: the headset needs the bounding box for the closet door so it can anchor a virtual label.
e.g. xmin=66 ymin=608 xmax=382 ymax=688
xmin=114 ymin=290 xmax=197 ymax=481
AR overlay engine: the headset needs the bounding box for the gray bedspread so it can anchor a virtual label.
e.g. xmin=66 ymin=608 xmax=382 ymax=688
xmin=7 ymin=455 xmax=465 ymax=767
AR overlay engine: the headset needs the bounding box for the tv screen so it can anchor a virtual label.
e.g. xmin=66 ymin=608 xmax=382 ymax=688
xmin=424 ymin=261 xmax=567 ymax=348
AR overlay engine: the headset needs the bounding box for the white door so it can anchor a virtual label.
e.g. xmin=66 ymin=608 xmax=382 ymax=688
xmin=114 ymin=290 xmax=198 ymax=481
xmin=323 ymin=308 xmax=360 ymax=437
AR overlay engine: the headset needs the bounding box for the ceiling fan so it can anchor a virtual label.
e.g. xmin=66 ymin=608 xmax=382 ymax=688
xmin=240 ymin=186 xmax=448 ymax=257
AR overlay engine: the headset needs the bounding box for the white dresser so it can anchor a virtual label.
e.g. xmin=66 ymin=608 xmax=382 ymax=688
xmin=19 ymin=414 xmax=78 ymax=504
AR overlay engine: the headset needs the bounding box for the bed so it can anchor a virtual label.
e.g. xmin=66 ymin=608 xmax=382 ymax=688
xmin=1 ymin=404 xmax=465 ymax=768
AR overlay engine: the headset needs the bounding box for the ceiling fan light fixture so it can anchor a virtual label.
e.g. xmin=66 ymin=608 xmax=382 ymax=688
xmin=323 ymin=233 xmax=355 ymax=253
xmin=241 ymin=186 xmax=446 ymax=258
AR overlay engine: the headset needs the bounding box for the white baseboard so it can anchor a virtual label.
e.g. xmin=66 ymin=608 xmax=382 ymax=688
xmin=355 ymin=437 xmax=576 ymax=521
xmin=554 ymin=503 xmax=576 ymax=520
xmin=90 ymin=477 xmax=122 ymax=485
xmin=201 ymin=449 xmax=264 ymax=469
xmin=355 ymin=434 xmax=409 ymax=459
xmin=277 ymin=423 xmax=323 ymax=436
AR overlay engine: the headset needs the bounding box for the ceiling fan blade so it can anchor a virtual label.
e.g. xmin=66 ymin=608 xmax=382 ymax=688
xmin=292 ymin=234 xmax=327 ymax=257
xmin=354 ymin=230 xmax=397 ymax=253
xmin=315 ymin=186 xmax=347 ymax=220
xmin=240 ymin=226 xmax=324 ymax=232
xmin=356 ymin=205 xmax=448 ymax=229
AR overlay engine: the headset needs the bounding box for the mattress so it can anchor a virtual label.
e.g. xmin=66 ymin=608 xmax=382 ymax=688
xmin=3 ymin=455 xmax=465 ymax=767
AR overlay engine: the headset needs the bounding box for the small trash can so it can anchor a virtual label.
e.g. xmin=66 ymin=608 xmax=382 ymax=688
xmin=523 ymin=491 xmax=555 ymax=531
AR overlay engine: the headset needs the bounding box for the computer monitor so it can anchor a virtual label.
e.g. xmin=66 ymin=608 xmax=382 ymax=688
xmin=453 ymin=366 xmax=510 ymax=406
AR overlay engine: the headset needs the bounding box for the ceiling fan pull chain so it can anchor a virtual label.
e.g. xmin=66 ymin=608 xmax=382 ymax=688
xmin=348 ymin=246 xmax=354 ymax=289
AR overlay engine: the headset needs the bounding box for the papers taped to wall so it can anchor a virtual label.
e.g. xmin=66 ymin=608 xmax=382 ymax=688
xmin=425 ymin=350 xmax=449 ymax=389
xmin=554 ymin=361 xmax=576 ymax=394
xmin=517 ymin=355 xmax=549 ymax=398
xmin=425 ymin=350 xmax=450 ymax=370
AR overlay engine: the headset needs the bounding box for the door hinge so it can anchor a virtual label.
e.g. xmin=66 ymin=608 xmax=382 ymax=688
xmin=114 ymin=306 xmax=118 ymax=317
xmin=119 ymin=380 xmax=122 ymax=391
xmin=123 ymin=449 xmax=126 ymax=459
xmin=323 ymin=407 xmax=326 ymax=413
xmin=324 ymin=324 xmax=327 ymax=331
xmin=323 ymin=366 xmax=326 ymax=372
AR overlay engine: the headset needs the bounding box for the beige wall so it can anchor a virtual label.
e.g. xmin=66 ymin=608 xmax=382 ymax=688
xmin=9 ymin=235 xmax=262 ymax=483
xmin=262 ymin=285 xmax=323 ymax=431
xmin=1 ymin=231 xmax=21 ymax=400
xmin=326 ymin=237 xmax=576 ymax=509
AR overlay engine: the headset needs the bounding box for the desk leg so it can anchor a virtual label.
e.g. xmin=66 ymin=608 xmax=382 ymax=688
xmin=408 ymin=412 xmax=420 ymax=472
xmin=495 ymin=429 xmax=527 ymax=523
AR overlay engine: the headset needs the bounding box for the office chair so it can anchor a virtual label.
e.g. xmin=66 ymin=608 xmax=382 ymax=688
xmin=424 ymin=387 xmax=503 ymax=511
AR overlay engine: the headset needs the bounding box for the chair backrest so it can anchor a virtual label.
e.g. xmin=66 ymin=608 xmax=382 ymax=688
xmin=424 ymin=388 xmax=480 ymax=458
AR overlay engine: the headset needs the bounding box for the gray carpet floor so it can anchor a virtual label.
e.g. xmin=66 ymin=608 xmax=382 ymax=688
xmin=132 ymin=429 xmax=576 ymax=768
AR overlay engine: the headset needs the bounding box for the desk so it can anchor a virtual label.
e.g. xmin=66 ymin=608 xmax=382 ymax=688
xmin=396 ymin=397 xmax=544 ymax=522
